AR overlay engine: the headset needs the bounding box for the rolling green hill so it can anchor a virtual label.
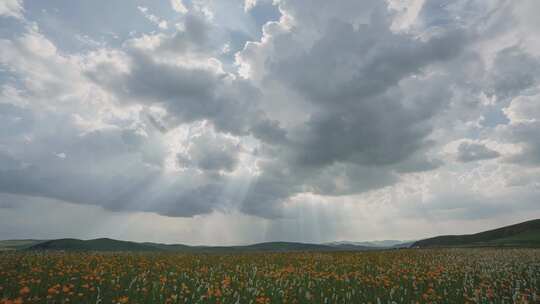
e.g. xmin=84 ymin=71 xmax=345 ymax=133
xmin=0 ymin=239 xmax=44 ymax=251
xmin=6 ymin=219 xmax=539 ymax=252
xmin=28 ymin=238 xmax=162 ymax=252
xmin=26 ymin=239 xmax=339 ymax=253
xmin=413 ymin=219 xmax=540 ymax=248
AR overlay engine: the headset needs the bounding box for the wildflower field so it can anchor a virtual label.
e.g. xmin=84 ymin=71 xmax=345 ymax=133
xmin=1 ymin=249 xmax=538 ymax=304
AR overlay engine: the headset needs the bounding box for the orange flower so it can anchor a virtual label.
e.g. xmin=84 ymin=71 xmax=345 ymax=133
xmin=221 ymin=276 xmax=231 ymax=289
xmin=255 ymin=296 xmax=270 ymax=304
xmin=19 ymin=286 xmax=30 ymax=295
xmin=47 ymin=287 xmax=57 ymax=295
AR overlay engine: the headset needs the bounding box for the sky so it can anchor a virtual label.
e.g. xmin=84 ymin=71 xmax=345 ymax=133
xmin=0 ymin=0 xmax=540 ymax=245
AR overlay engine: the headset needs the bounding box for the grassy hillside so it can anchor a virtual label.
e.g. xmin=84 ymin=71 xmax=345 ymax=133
xmin=13 ymin=219 xmax=540 ymax=252
xmin=0 ymin=239 xmax=44 ymax=251
xmin=413 ymin=219 xmax=540 ymax=248
xmin=25 ymin=239 xmax=363 ymax=253
xmin=28 ymin=238 xmax=162 ymax=252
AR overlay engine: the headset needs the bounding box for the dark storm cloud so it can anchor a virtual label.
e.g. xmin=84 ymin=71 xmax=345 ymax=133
xmin=268 ymin=22 xmax=466 ymax=107
xmin=249 ymin=119 xmax=288 ymax=145
xmin=239 ymin=159 xmax=303 ymax=218
xmin=233 ymin=1 xmax=469 ymax=217
xmin=258 ymin=3 xmax=467 ymax=170
xmin=122 ymin=57 xmax=260 ymax=135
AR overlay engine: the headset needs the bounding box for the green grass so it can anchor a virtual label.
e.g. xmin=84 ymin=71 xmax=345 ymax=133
xmin=486 ymin=229 xmax=540 ymax=246
xmin=1 ymin=249 xmax=538 ymax=303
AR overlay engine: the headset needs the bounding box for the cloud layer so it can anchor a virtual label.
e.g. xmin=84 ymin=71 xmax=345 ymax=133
xmin=1 ymin=0 xmax=540 ymax=242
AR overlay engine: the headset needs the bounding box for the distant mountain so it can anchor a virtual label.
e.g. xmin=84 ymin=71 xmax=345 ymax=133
xmin=8 ymin=219 xmax=539 ymax=252
xmin=231 ymin=242 xmax=337 ymax=252
xmin=148 ymin=242 xmax=342 ymax=253
xmin=24 ymin=239 xmax=373 ymax=253
xmin=390 ymin=241 xmax=416 ymax=249
xmin=325 ymin=240 xmax=413 ymax=248
xmin=413 ymin=219 xmax=540 ymax=248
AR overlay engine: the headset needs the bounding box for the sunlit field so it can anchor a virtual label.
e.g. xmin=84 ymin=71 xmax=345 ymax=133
xmin=1 ymin=249 xmax=538 ymax=304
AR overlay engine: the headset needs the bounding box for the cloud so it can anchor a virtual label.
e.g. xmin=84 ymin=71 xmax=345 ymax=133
xmin=85 ymin=14 xmax=265 ymax=136
xmin=504 ymin=95 xmax=540 ymax=123
xmin=244 ymin=0 xmax=263 ymax=12
xmin=233 ymin=0 xmax=469 ymax=217
xmin=457 ymin=142 xmax=500 ymax=162
xmin=171 ymin=0 xmax=188 ymax=14
xmin=499 ymin=93 xmax=540 ymax=165
xmin=177 ymin=127 xmax=242 ymax=172
xmin=0 ymin=24 xmax=239 ymax=218
xmin=0 ymin=105 xmax=243 ymax=217
xmin=0 ymin=0 xmax=23 ymax=19
xmin=137 ymin=6 xmax=168 ymax=30
xmin=488 ymin=47 xmax=540 ymax=101
xmin=513 ymin=0 xmax=540 ymax=35
xmin=503 ymin=121 xmax=540 ymax=165
xmin=1 ymin=0 xmax=540 ymax=235
xmin=396 ymin=170 xmax=540 ymax=221
xmin=403 ymin=189 xmax=540 ymax=221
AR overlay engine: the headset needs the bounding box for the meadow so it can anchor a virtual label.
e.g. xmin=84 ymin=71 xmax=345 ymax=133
xmin=0 ymin=249 xmax=538 ymax=303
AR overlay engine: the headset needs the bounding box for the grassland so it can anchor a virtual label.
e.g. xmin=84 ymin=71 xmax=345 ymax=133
xmin=0 ymin=240 xmax=42 ymax=251
xmin=413 ymin=219 xmax=540 ymax=248
xmin=1 ymin=248 xmax=538 ymax=303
